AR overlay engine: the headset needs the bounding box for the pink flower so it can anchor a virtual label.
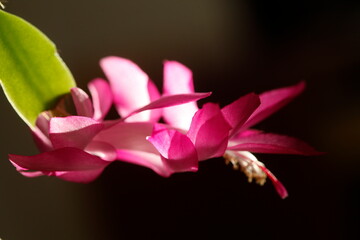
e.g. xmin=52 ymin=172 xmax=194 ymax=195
xmin=9 ymin=58 xmax=211 ymax=181
xmin=9 ymin=79 xmax=116 ymax=182
xmin=9 ymin=55 xmax=321 ymax=199
xmin=90 ymin=57 xmax=212 ymax=176
xmin=146 ymin=76 xmax=321 ymax=198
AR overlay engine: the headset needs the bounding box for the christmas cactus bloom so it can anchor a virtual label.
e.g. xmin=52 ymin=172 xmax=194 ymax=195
xmin=9 ymin=64 xmax=212 ymax=181
xmin=99 ymin=57 xmax=320 ymax=198
xmin=148 ymin=80 xmax=321 ymax=198
xmin=100 ymin=56 xmax=209 ymax=129
xmin=9 ymin=79 xmax=116 ymax=182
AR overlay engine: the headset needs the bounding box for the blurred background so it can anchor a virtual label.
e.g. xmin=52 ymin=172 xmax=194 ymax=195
xmin=0 ymin=0 xmax=359 ymax=239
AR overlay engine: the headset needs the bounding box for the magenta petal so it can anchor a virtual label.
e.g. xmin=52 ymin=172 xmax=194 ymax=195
xmin=187 ymin=103 xmax=231 ymax=160
xmin=221 ymin=93 xmax=260 ymax=137
xmin=9 ymin=147 xmax=109 ymax=172
xmin=162 ymin=61 xmax=199 ymax=130
xmin=123 ymin=92 xmax=211 ymax=121
xmin=259 ymin=165 xmax=288 ymax=199
xmin=100 ymin=56 xmax=160 ymax=121
xmin=88 ymin=78 xmax=113 ymax=121
xmin=49 ymin=116 xmax=104 ymax=149
xmin=10 ymin=161 xmax=45 ymax=177
xmin=55 ymin=169 xmax=106 ymax=183
xmin=228 ymin=133 xmax=322 ymax=156
xmin=116 ymin=149 xmax=171 ymax=177
xmin=71 ymin=87 xmax=94 ymax=118
xmin=147 ymin=126 xmax=198 ymax=174
xmin=242 ymin=81 xmax=306 ymax=129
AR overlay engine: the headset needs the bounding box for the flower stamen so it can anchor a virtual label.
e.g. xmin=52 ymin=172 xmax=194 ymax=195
xmin=224 ymin=150 xmax=267 ymax=186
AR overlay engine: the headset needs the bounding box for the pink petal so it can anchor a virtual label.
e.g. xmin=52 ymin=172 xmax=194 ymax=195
xmin=85 ymin=141 xmax=117 ymax=162
xmin=9 ymin=147 xmax=109 ymax=172
xmin=258 ymin=165 xmax=288 ymax=199
xmin=10 ymin=161 xmax=45 ymax=177
xmin=49 ymin=116 xmax=104 ymax=149
xmin=147 ymin=125 xmax=198 ymax=174
xmin=35 ymin=112 xmax=51 ymax=137
xmin=187 ymin=103 xmax=231 ymax=160
xmin=116 ymin=149 xmax=171 ymax=177
xmin=242 ymin=81 xmax=306 ymax=129
xmin=71 ymin=87 xmax=94 ymax=118
xmin=100 ymin=56 xmax=160 ymax=121
xmin=123 ymin=92 xmax=211 ymax=121
xmin=88 ymin=78 xmax=113 ymax=121
xmin=54 ymin=169 xmax=106 ymax=183
xmin=147 ymin=79 xmax=162 ymax=122
xmin=228 ymin=133 xmax=322 ymax=156
xmin=231 ymin=129 xmax=263 ymax=139
xmin=162 ymin=61 xmax=199 ymax=130
xmin=31 ymin=127 xmax=53 ymax=152
xmin=93 ymin=122 xmax=156 ymax=153
xmin=221 ymin=93 xmax=260 ymax=137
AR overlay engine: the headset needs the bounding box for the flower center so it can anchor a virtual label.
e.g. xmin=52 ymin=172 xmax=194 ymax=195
xmin=224 ymin=150 xmax=267 ymax=186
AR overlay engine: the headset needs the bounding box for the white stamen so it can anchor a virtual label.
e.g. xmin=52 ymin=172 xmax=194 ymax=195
xmin=224 ymin=150 xmax=267 ymax=185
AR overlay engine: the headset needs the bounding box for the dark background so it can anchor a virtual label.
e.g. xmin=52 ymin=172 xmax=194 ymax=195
xmin=0 ymin=0 xmax=359 ymax=239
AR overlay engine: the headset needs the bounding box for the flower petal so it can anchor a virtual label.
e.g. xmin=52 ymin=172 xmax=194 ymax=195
xmin=31 ymin=127 xmax=53 ymax=152
xmin=242 ymin=81 xmax=305 ymax=129
xmin=49 ymin=116 xmax=104 ymax=149
xmin=9 ymin=147 xmax=109 ymax=172
xmin=71 ymin=87 xmax=94 ymax=118
xmin=93 ymin=121 xmax=156 ymax=153
xmin=187 ymin=103 xmax=231 ymax=160
xmin=258 ymin=165 xmax=288 ymax=199
xmin=147 ymin=125 xmax=198 ymax=174
xmin=54 ymin=169 xmax=106 ymax=183
xmin=116 ymin=149 xmax=171 ymax=177
xmin=85 ymin=140 xmax=117 ymax=162
xmin=162 ymin=61 xmax=199 ymax=130
xmin=88 ymin=78 xmax=113 ymax=121
xmin=100 ymin=56 xmax=160 ymax=121
xmin=228 ymin=133 xmax=322 ymax=155
xmin=221 ymin=93 xmax=260 ymax=137
xmin=123 ymin=92 xmax=211 ymax=121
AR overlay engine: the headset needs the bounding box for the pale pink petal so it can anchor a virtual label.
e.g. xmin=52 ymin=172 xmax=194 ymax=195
xmin=258 ymin=165 xmax=288 ymax=199
xmin=100 ymin=56 xmax=160 ymax=121
xmin=228 ymin=133 xmax=322 ymax=156
xmin=187 ymin=103 xmax=231 ymax=160
xmin=49 ymin=116 xmax=104 ymax=149
xmin=147 ymin=125 xmax=198 ymax=174
xmin=55 ymin=168 xmax=106 ymax=183
xmin=31 ymin=127 xmax=53 ymax=152
xmin=71 ymin=87 xmax=94 ymax=118
xmin=9 ymin=147 xmax=109 ymax=172
xmin=147 ymin=79 xmax=162 ymax=122
xmin=93 ymin=122 xmax=156 ymax=153
xmin=35 ymin=112 xmax=51 ymax=137
xmin=116 ymin=149 xmax=171 ymax=177
xmin=88 ymin=78 xmax=113 ymax=121
xmin=221 ymin=93 xmax=260 ymax=137
xmin=163 ymin=61 xmax=195 ymax=94
xmin=85 ymin=141 xmax=117 ymax=162
xmin=162 ymin=61 xmax=199 ymax=130
xmin=242 ymin=81 xmax=305 ymax=129
xmin=123 ymin=92 xmax=211 ymax=121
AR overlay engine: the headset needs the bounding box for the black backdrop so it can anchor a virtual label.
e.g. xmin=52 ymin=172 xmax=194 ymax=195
xmin=0 ymin=1 xmax=359 ymax=239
